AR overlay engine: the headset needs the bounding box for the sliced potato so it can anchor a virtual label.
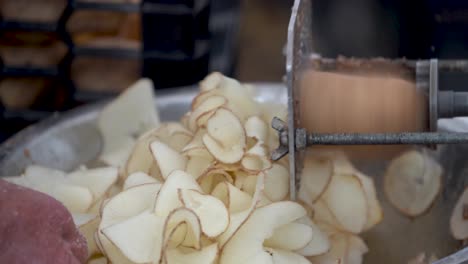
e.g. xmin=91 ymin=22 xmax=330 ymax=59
xmin=72 ymin=213 xmax=96 ymax=227
xmin=182 ymin=129 xmax=206 ymax=153
xmin=24 ymin=165 xmax=67 ymax=184
xmin=67 ymin=167 xmax=119 ymax=202
xmin=220 ymin=201 xmax=307 ymax=264
xmin=102 ymin=211 xmax=165 ymax=263
xmin=165 ymin=243 xmax=218 ymax=264
xmin=240 ymin=174 xmax=258 ymax=196
xmin=98 ymin=183 xmax=161 ymax=263
xmin=355 ymin=172 xmax=383 ymax=231
xmin=264 ymin=222 xmax=313 ymax=251
xmin=198 ymin=168 xmax=234 ymax=194
xmin=163 ymin=207 xmax=202 ymax=250
xmin=179 ymin=189 xmax=229 ymax=238
xmin=310 ymin=231 xmax=368 ymax=264
xmin=52 ymin=183 xmax=94 ymax=213
xmin=384 ymin=150 xmax=442 ymax=217
xmin=294 ymin=217 xmax=330 ymax=257
xmin=211 ymin=181 xmax=252 ymax=213
xmin=184 ymin=148 xmax=214 ymax=180
xmin=241 ymin=142 xmax=272 ymax=172
xmin=124 ymin=128 xmax=160 ymax=178
xmin=322 ymin=174 xmax=368 ymax=234
xmin=123 ymin=172 xmax=160 ymax=190
xmin=298 ymin=156 xmax=333 ymax=207
xmin=245 ymin=116 xmax=268 ymax=143
xmin=154 ymin=170 xmax=201 ymax=217
xmin=150 ymin=140 xmax=187 ymax=180
xmin=98 ymin=78 xmax=160 ymax=167
xmin=266 ymin=248 xmax=311 ymax=264
xmin=78 ymin=215 xmax=101 ymax=257
xmin=311 ymin=199 xmax=342 ymax=229
xmin=450 ymin=187 xmax=468 ymax=240
xmin=218 ymin=173 xmax=265 ymax=246
xmin=264 ymin=163 xmax=289 ymax=202
xmin=154 ymin=122 xmax=193 ymax=152
xmin=199 ymin=72 xmax=223 ymax=92
xmin=189 ymin=95 xmax=227 ymax=131
xmin=203 ymin=108 xmax=246 ymax=164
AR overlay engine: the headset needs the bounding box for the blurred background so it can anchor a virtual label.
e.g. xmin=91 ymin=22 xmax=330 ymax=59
xmin=0 ymin=0 xmax=467 ymax=141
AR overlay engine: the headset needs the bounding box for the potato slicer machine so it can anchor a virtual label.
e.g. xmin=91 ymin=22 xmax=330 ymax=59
xmin=272 ymin=0 xmax=468 ymax=263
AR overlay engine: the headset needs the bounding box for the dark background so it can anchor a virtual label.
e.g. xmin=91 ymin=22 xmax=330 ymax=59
xmin=1 ymin=0 xmax=468 ymax=142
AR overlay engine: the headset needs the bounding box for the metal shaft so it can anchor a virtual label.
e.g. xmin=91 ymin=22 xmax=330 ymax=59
xmin=303 ymin=131 xmax=468 ymax=147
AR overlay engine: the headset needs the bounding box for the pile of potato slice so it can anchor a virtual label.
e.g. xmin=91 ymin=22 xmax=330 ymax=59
xmin=297 ymin=151 xmax=383 ymax=263
xmin=6 ymin=73 xmax=386 ymax=264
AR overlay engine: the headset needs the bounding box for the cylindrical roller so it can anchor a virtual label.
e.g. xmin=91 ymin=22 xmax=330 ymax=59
xmin=299 ymin=67 xmax=428 ymax=160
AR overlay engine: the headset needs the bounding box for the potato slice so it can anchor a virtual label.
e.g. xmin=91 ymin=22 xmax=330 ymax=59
xmin=211 ymin=181 xmax=252 ymax=213
xmin=245 ymin=116 xmax=268 ymax=143
xmin=384 ymin=150 xmax=442 ymax=217
xmin=241 ymin=142 xmax=272 ymax=172
xmin=294 ymin=217 xmax=330 ymax=257
xmin=321 ymin=174 xmax=368 ymax=234
xmin=264 ymin=163 xmax=289 ymax=202
xmin=72 ymin=213 xmax=95 ymax=227
xmin=198 ymin=168 xmax=234 ymax=194
xmin=163 ymin=207 xmax=202 ymax=250
xmin=216 ymin=77 xmax=259 ymax=121
xmin=77 ymin=215 xmax=101 ymax=257
xmin=164 ymin=243 xmax=218 ymax=264
xmin=123 ymin=172 xmax=160 ymax=190
xmin=312 ymin=199 xmax=342 ymax=229
xmin=5 ymin=167 xmax=93 ymax=213
xmin=179 ymin=189 xmax=229 ymax=237
xmin=189 ymin=95 xmax=227 ymax=131
xmin=192 ymin=89 xmax=219 ymax=109
xmin=150 ymin=140 xmax=187 ymax=180
xmin=450 ymin=187 xmax=468 ymax=240
xmin=347 ymin=235 xmax=369 ymax=264
xmin=198 ymin=72 xmax=259 ymax=120
xmin=100 ymin=183 xmax=161 ymax=226
xmin=154 ymin=170 xmax=201 ymax=217
xmin=266 ymin=248 xmax=311 ymax=264
xmin=185 ymin=148 xmax=214 ymax=180
xmin=99 ymin=183 xmax=161 ymax=263
xmin=51 ymin=183 xmax=94 ymax=213
xmin=24 ymin=165 xmax=67 ymax=184
xmin=355 ymin=172 xmax=383 ymax=231
xmin=203 ymin=108 xmax=246 ymax=164
xmin=220 ymin=201 xmax=307 ymax=264
xmin=102 ymin=211 xmax=165 ymax=263
xmin=218 ymin=173 xmax=265 ymax=247
xmin=67 ymin=167 xmax=119 ymax=202
xmin=310 ymin=231 xmax=368 ymax=264
xmin=87 ymin=198 xmax=104 ymax=215
xmin=98 ymin=79 xmax=160 ymax=167
xmin=154 ymin=122 xmax=193 ymax=152
xmin=182 ymin=129 xmax=206 ymax=152
xmin=240 ymin=175 xmax=258 ymax=196
xmin=124 ymin=128 xmax=160 ymax=178
xmin=199 ymin=72 xmax=223 ymax=92
xmin=298 ymin=157 xmax=333 ymax=207
xmin=264 ymin=222 xmax=313 ymax=251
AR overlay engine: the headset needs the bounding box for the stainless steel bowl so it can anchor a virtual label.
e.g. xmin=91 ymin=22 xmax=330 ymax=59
xmin=0 ymin=83 xmax=467 ymax=263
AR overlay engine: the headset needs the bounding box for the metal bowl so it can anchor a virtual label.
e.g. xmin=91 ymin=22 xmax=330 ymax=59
xmin=0 ymin=83 xmax=467 ymax=263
